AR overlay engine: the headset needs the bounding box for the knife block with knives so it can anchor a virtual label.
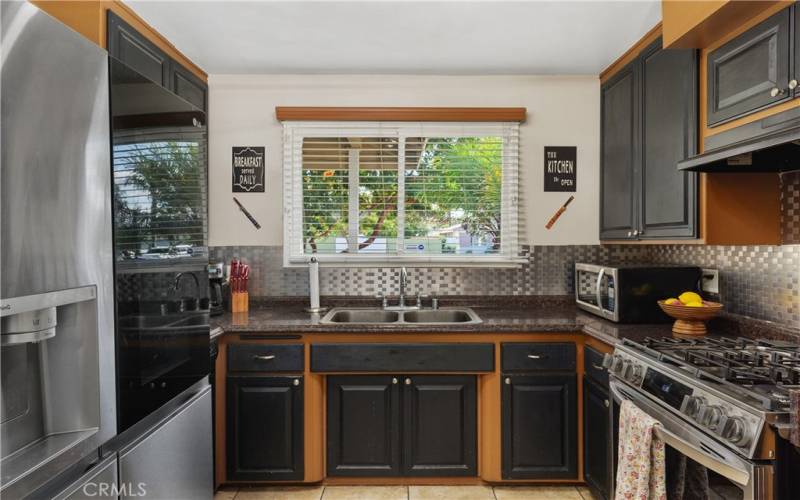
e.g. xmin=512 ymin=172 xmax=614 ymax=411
xmin=229 ymin=259 xmax=249 ymax=313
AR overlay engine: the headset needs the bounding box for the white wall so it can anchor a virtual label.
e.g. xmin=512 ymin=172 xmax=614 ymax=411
xmin=208 ymin=74 xmax=600 ymax=248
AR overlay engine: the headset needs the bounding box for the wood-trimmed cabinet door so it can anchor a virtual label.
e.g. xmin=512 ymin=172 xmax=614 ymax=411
xmin=795 ymin=4 xmax=800 ymax=99
xmin=402 ymin=375 xmax=477 ymax=477
xmin=327 ymin=375 xmax=402 ymax=477
xmin=583 ymin=377 xmax=612 ymax=500
xmin=501 ymin=374 xmax=578 ymax=479
xmin=226 ymin=376 xmax=304 ymax=481
xmin=706 ymin=8 xmax=792 ymax=127
xmin=640 ymin=39 xmax=698 ymax=239
xmin=600 ymin=60 xmax=639 ymax=240
xmin=107 ymin=11 xmax=171 ymax=88
xmin=171 ymin=62 xmax=208 ymax=111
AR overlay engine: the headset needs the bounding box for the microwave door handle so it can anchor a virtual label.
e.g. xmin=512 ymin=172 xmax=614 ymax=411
xmin=609 ymin=382 xmax=751 ymax=487
xmin=595 ymin=268 xmax=605 ymax=311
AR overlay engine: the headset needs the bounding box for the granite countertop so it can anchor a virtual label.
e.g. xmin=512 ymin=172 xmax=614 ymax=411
xmin=210 ymin=297 xmax=800 ymax=346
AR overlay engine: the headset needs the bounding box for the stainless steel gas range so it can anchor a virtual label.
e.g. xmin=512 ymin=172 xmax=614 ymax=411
xmin=604 ymin=337 xmax=800 ymax=500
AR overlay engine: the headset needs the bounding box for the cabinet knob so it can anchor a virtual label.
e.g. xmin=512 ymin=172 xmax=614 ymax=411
xmin=392 ymin=377 xmax=398 ymax=385
xmin=504 ymin=377 xmax=511 ymax=385
xmin=405 ymin=378 xmax=412 ymax=385
xmin=770 ymin=87 xmax=786 ymax=97
xmin=790 ymin=79 xmax=799 ymax=90
xmin=293 ymin=379 xmax=300 ymax=386
xmin=604 ymin=399 xmax=610 ymax=408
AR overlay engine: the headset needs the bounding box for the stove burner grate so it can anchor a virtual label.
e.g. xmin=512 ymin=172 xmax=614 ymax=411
xmin=629 ymin=337 xmax=800 ymax=411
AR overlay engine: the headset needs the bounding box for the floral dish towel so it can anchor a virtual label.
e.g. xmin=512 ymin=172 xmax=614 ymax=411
xmin=615 ymin=399 xmax=667 ymax=500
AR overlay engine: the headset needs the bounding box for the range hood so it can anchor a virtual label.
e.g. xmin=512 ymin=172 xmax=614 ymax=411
xmin=678 ymin=112 xmax=800 ymax=173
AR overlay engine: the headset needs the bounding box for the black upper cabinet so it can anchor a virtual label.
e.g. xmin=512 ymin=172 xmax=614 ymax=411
xmin=107 ymin=11 xmax=208 ymax=112
xmin=795 ymin=5 xmax=800 ymax=98
xmin=707 ymin=8 xmax=791 ymax=126
xmin=327 ymin=376 xmax=401 ymax=477
xmin=171 ymin=63 xmax=208 ymax=112
xmin=583 ymin=377 xmax=612 ymax=500
xmin=600 ymin=61 xmax=639 ymax=240
xmin=600 ymin=39 xmax=697 ymax=240
xmin=502 ymin=374 xmax=577 ymax=479
xmin=640 ymin=41 xmax=698 ymax=238
xmin=226 ymin=376 xmax=304 ymax=481
xmin=403 ymin=376 xmax=477 ymax=477
xmin=107 ymin=12 xmax=171 ymax=88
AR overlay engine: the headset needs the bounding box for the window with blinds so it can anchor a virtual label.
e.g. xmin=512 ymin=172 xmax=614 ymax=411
xmin=284 ymin=122 xmax=520 ymax=266
xmin=112 ymin=126 xmax=208 ymax=265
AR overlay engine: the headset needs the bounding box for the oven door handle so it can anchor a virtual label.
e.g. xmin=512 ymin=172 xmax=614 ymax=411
xmin=609 ymin=380 xmax=751 ymax=487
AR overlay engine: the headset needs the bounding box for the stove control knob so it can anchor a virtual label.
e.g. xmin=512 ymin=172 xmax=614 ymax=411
xmin=621 ymin=360 xmax=633 ymax=379
xmin=610 ymin=356 xmax=625 ymax=374
xmin=601 ymin=353 xmax=614 ymax=369
xmin=630 ymin=364 xmax=644 ymax=383
xmin=622 ymin=362 xmax=640 ymax=383
xmin=682 ymin=396 xmax=706 ymax=419
xmin=722 ymin=417 xmax=751 ymax=447
xmin=699 ymin=405 xmax=725 ymax=431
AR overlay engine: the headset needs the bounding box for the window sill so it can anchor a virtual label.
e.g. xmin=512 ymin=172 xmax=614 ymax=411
xmin=285 ymin=255 xmax=526 ymax=268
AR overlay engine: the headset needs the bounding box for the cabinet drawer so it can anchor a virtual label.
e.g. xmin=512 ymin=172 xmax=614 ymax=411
xmin=584 ymin=346 xmax=609 ymax=387
xmin=501 ymin=343 xmax=575 ymax=372
xmin=311 ymin=343 xmax=494 ymax=372
xmin=228 ymin=344 xmax=304 ymax=372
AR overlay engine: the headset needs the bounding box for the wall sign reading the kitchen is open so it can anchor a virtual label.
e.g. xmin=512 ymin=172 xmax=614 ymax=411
xmin=544 ymin=146 xmax=576 ymax=192
xmin=232 ymin=146 xmax=265 ymax=192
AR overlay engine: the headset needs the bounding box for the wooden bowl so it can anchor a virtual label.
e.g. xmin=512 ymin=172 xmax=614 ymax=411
xmin=657 ymin=300 xmax=723 ymax=336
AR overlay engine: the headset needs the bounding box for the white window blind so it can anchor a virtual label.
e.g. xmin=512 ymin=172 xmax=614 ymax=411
xmin=113 ymin=126 xmax=208 ymax=264
xmin=283 ymin=122 xmax=522 ymax=266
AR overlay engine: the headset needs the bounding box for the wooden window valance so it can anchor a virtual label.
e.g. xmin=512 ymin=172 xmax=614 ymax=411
xmin=275 ymin=107 xmax=526 ymax=123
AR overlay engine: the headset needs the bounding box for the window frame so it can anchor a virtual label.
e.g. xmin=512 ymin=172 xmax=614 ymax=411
xmin=283 ymin=121 xmax=522 ymax=267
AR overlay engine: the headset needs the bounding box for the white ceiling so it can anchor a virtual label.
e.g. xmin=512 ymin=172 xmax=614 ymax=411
xmin=128 ymin=0 xmax=661 ymax=75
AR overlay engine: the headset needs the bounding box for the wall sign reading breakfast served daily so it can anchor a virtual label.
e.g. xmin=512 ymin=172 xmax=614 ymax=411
xmin=232 ymin=146 xmax=265 ymax=192
xmin=544 ymin=146 xmax=576 ymax=192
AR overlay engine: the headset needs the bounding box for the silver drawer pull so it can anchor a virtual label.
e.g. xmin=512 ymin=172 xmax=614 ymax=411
xmin=253 ymin=354 xmax=276 ymax=361
xmin=527 ymin=354 xmax=543 ymax=359
xmin=592 ymin=363 xmax=605 ymax=370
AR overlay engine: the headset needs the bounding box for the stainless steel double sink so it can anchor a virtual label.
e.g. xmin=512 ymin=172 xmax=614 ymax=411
xmin=319 ymin=307 xmax=481 ymax=325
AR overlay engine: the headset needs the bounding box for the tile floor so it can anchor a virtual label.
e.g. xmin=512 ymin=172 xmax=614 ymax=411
xmin=215 ymin=485 xmax=598 ymax=500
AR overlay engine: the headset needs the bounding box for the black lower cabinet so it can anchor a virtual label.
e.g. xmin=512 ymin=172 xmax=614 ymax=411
xmin=403 ymin=375 xmax=477 ymax=476
xmin=502 ymin=374 xmax=577 ymax=479
xmin=226 ymin=376 xmax=304 ymax=481
xmin=327 ymin=375 xmax=402 ymax=476
xmin=327 ymin=375 xmax=477 ymax=477
xmin=584 ymin=377 xmax=612 ymax=499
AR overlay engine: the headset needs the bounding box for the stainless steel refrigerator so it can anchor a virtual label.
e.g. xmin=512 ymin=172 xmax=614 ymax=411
xmin=1 ymin=2 xmax=116 ymax=497
xmin=2 ymin=4 xmax=212 ymax=498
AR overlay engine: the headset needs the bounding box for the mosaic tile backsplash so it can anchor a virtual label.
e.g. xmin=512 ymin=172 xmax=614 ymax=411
xmin=209 ymin=243 xmax=800 ymax=327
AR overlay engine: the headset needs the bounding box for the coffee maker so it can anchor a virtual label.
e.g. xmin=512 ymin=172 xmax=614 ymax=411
xmin=208 ymin=262 xmax=228 ymax=316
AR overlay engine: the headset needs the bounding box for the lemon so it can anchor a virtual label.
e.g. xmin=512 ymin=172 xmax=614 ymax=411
xmin=664 ymin=298 xmax=679 ymax=305
xmin=679 ymin=291 xmax=703 ymax=305
xmin=685 ymin=301 xmax=704 ymax=307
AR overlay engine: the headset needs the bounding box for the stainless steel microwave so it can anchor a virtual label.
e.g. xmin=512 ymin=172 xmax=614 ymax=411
xmin=575 ymin=263 xmax=702 ymax=323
